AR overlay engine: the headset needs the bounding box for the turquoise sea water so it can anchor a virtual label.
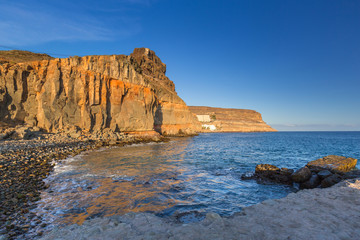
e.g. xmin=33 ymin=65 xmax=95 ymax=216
xmin=36 ymin=132 xmax=360 ymax=226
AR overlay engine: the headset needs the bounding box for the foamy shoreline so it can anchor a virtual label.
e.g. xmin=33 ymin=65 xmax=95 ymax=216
xmin=0 ymin=132 xmax=167 ymax=240
xmin=40 ymin=178 xmax=360 ymax=240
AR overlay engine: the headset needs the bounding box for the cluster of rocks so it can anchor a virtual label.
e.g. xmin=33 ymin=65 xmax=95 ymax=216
xmin=0 ymin=125 xmax=42 ymax=141
xmin=242 ymin=155 xmax=359 ymax=189
xmin=0 ymin=124 xmax=132 ymax=142
xmin=0 ymin=127 xmax=165 ymax=240
xmin=0 ymin=138 xmax=97 ymax=239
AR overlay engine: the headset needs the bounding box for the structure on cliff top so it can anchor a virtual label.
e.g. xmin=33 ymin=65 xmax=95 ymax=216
xmin=0 ymin=48 xmax=200 ymax=136
xmin=189 ymin=106 xmax=276 ymax=132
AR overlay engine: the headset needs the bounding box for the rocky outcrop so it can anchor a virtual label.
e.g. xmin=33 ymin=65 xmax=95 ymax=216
xmin=243 ymin=155 xmax=359 ymax=189
xmin=188 ymin=106 xmax=276 ymax=132
xmin=291 ymin=166 xmax=312 ymax=183
xmin=306 ymin=155 xmax=357 ymax=173
xmin=0 ymin=48 xmax=200 ymax=136
xmin=251 ymin=164 xmax=293 ymax=184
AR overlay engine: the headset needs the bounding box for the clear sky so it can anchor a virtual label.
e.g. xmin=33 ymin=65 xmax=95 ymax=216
xmin=0 ymin=0 xmax=359 ymax=131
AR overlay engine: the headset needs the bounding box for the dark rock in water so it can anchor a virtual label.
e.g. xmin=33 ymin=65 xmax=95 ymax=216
xmin=291 ymin=166 xmax=312 ymax=183
xmin=241 ymin=171 xmax=256 ymax=180
xmin=280 ymin=168 xmax=294 ymax=176
xmin=253 ymin=164 xmax=293 ymax=184
xmin=244 ymin=155 xmax=357 ymax=189
xmin=342 ymin=170 xmax=360 ymax=179
xmin=317 ymin=170 xmax=333 ymax=180
xmin=275 ymin=168 xmax=294 ymax=183
xmin=254 ymin=164 xmax=279 ymax=181
xmin=300 ymin=174 xmax=321 ymax=189
xmin=321 ymin=174 xmax=343 ymax=188
xmin=307 ymin=155 xmax=357 ymax=174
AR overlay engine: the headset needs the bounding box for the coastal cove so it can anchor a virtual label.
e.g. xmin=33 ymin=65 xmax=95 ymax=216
xmin=29 ymin=132 xmax=360 ymax=238
xmin=1 ymin=1 xmax=359 ymax=238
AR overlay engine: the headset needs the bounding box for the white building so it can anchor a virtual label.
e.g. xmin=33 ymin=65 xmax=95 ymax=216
xmin=196 ymin=115 xmax=211 ymax=122
xmin=202 ymin=124 xmax=216 ymax=131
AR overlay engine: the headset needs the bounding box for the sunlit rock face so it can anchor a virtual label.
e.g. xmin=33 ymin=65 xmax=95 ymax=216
xmin=188 ymin=106 xmax=276 ymax=132
xmin=0 ymin=48 xmax=200 ymax=135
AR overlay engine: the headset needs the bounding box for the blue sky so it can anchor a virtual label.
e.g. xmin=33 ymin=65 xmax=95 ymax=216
xmin=0 ymin=0 xmax=359 ymax=131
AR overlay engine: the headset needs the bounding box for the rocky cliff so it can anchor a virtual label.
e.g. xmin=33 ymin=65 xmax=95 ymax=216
xmin=189 ymin=106 xmax=276 ymax=132
xmin=0 ymin=48 xmax=200 ymax=136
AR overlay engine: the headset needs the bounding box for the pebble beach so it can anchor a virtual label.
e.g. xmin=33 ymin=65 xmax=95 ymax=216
xmin=0 ymin=130 xmax=163 ymax=240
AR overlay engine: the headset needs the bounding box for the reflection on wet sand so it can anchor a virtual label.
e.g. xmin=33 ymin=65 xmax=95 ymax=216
xmin=37 ymin=138 xmax=193 ymax=225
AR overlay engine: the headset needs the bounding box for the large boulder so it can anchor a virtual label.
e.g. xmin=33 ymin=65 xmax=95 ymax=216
xmin=317 ymin=170 xmax=333 ymax=180
xmin=255 ymin=164 xmax=280 ymax=174
xmin=291 ymin=166 xmax=312 ymax=183
xmin=299 ymin=174 xmax=321 ymax=189
xmin=307 ymin=155 xmax=357 ymax=174
xmin=321 ymin=174 xmax=343 ymax=188
xmin=253 ymin=164 xmax=293 ymax=184
xmin=342 ymin=170 xmax=360 ymax=180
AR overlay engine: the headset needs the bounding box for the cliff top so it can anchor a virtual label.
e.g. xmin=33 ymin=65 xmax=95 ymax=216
xmin=0 ymin=48 xmax=159 ymax=64
xmin=0 ymin=50 xmax=53 ymax=64
xmin=189 ymin=106 xmax=259 ymax=114
xmin=189 ymin=106 xmax=263 ymax=122
xmin=189 ymin=106 xmax=276 ymax=132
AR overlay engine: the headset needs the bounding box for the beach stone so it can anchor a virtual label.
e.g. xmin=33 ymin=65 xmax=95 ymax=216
xmin=307 ymin=155 xmax=357 ymax=174
xmin=291 ymin=166 xmax=312 ymax=183
xmin=300 ymin=174 xmax=321 ymax=189
xmin=317 ymin=170 xmax=333 ymax=180
xmin=321 ymin=174 xmax=343 ymax=188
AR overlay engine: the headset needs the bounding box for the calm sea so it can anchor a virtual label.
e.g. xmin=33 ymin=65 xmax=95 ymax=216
xmin=35 ymin=132 xmax=360 ymax=227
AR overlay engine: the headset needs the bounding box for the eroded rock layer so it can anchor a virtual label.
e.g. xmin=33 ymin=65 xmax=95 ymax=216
xmin=0 ymin=48 xmax=200 ymax=136
xmin=189 ymin=106 xmax=276 ymax=132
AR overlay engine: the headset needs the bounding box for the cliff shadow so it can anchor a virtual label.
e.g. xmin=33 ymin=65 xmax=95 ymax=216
xmin=154 ymin=104 xmax=163 ymax=134
xmin=0 ymin=89 xmax=14 ymax=122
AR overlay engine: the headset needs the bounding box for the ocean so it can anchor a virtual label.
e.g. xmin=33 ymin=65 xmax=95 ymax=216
xmin=35 ymin=132 xmax=360 ymax=227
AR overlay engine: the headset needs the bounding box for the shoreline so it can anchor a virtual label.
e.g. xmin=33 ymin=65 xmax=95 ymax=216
xmin=39 ymin=178 xmax=360 ymax=240
xmin=1 ymin=132 xmax=359 ymax=239
xmin=0 ymin=132 xmax=168 ymax=240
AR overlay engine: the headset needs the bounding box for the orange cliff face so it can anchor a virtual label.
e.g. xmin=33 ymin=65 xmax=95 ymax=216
xmin=188 ymin=106 xmax=276 ymax=132
xmin=0 ymin=48 xmax=200 ymax=136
